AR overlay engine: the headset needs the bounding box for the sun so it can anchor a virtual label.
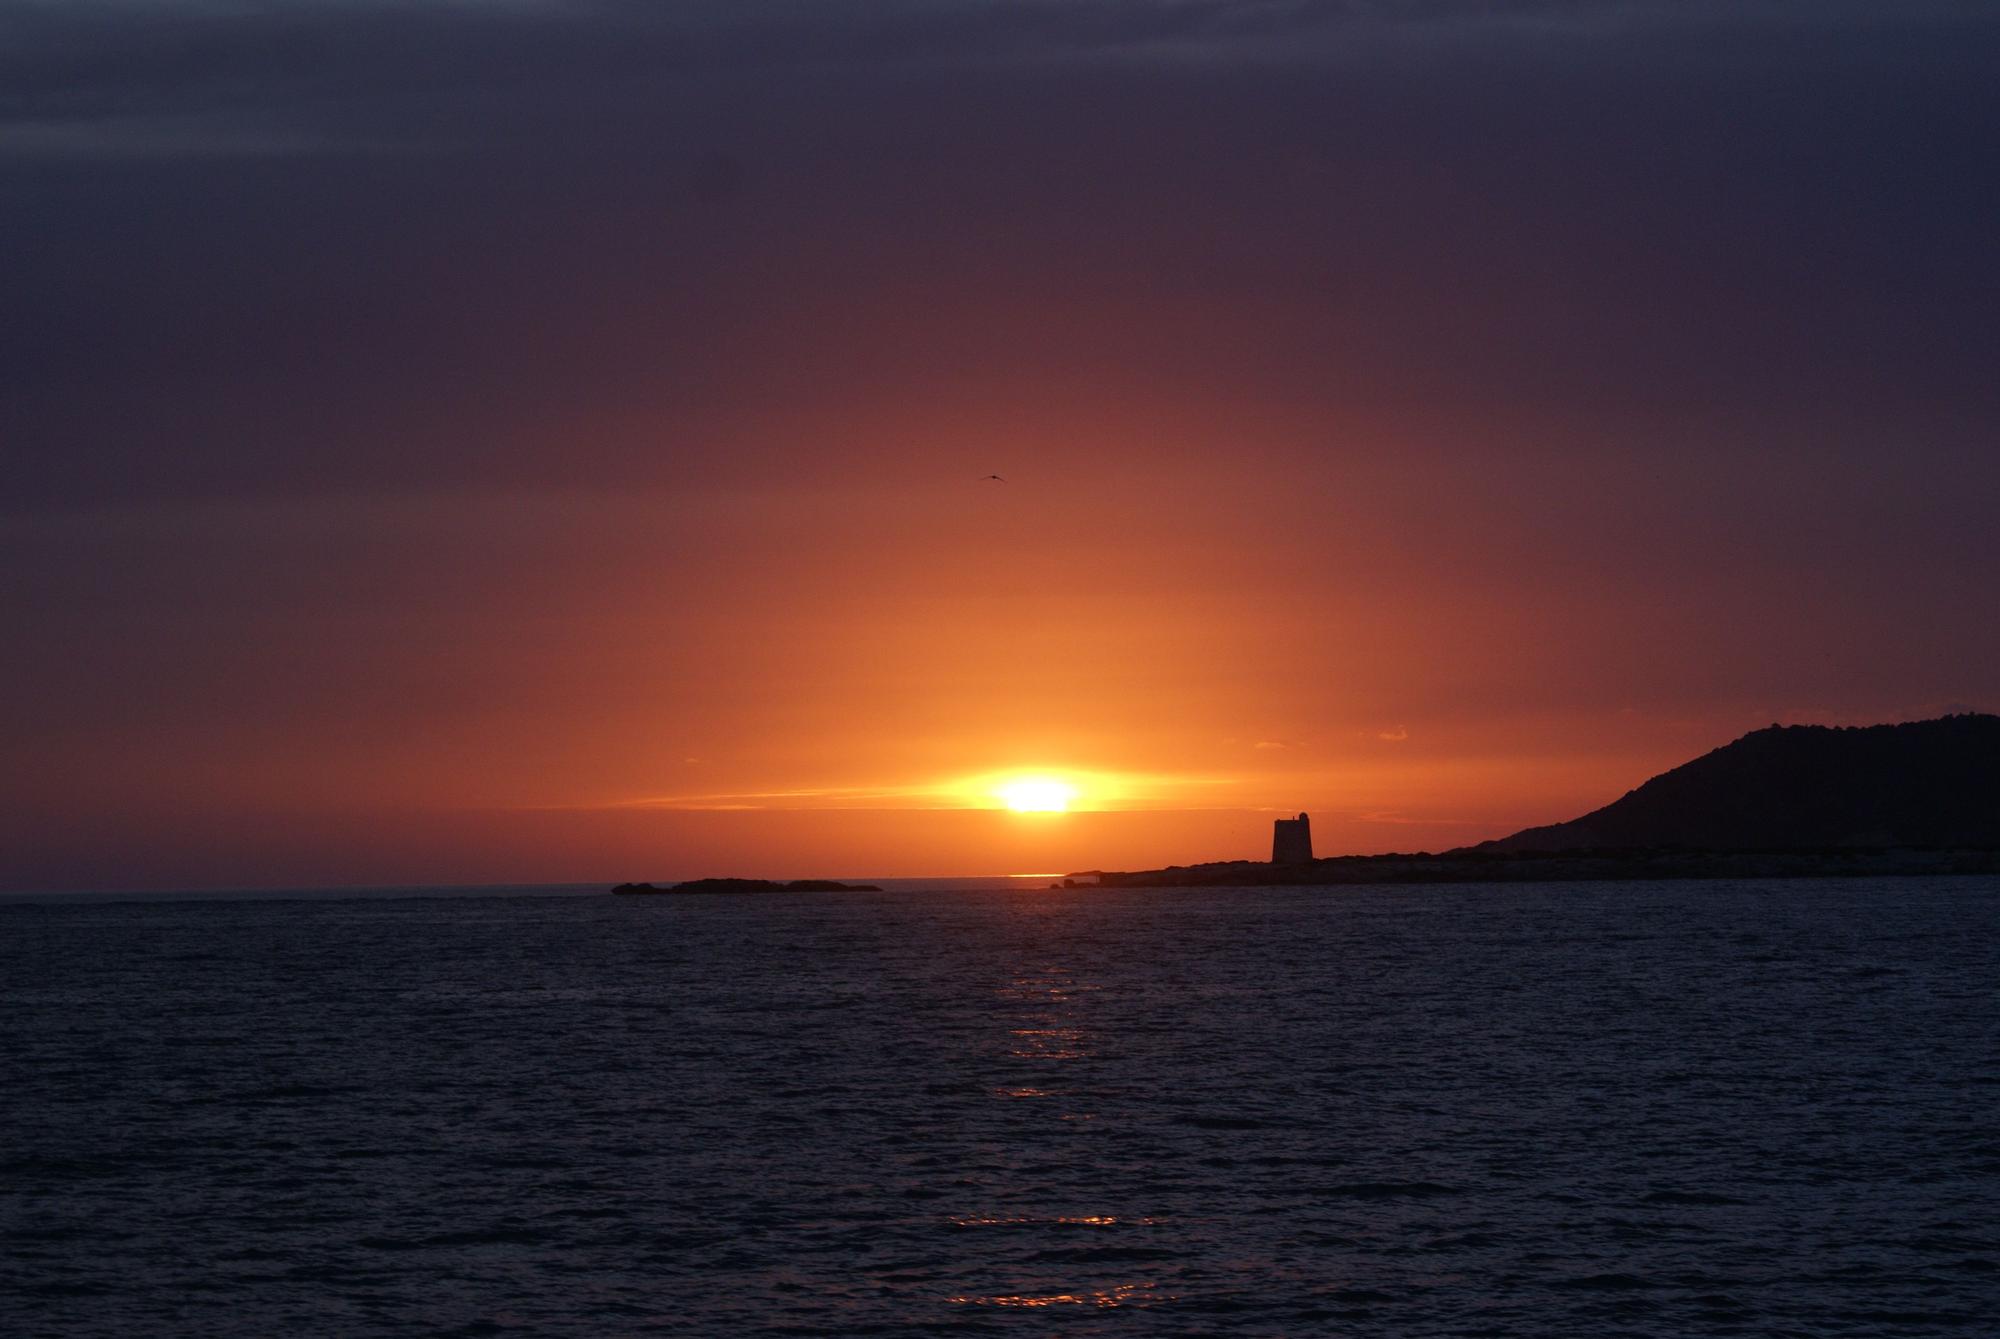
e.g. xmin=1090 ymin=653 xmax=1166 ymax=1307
xmin=994 ymin=777 xmax=1079 ymax=813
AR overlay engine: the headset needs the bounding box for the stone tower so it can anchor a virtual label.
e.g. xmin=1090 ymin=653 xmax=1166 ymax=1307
xmin=1271 ymin=812 xmax=1313 ymax=865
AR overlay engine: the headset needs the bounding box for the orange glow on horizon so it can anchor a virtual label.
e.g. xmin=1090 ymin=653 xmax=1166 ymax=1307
xmin=0 ymin=464 xmax=1906 ymax=890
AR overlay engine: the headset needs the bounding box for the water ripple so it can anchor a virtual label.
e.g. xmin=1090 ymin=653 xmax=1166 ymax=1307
xmin=3 ymin=878 xmax=1997 ymax=1335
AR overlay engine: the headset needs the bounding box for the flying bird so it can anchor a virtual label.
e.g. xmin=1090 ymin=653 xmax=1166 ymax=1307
xmin=979 ymin=474 xmax=1006 ymax=482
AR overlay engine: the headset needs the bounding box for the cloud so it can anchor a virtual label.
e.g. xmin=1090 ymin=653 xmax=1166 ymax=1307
xmin=1376 ymin=727 xmax=1410 ymax=742
xmin=5 ymin=1 xmax=1985 ymax=147
xmin=571 ymin=768 xmax=1248 ymax=812
xmin=1351 ymin=810 xmax=1479 ymax=826
xmin=606 ymin=786 xmax=925 ymax=811
xmin=0 ymin=113 xmax=408 ymax=160
xmin=6 ymin=0 xmax=1999 ymax=512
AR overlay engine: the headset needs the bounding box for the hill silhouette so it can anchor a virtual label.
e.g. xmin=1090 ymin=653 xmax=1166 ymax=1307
xmin=1474 ymin=714 xmax=2000 ymax=853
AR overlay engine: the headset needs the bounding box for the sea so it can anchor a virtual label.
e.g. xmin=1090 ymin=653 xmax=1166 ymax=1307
xmin=3 ymin=877 xmax=1996 ymax=1336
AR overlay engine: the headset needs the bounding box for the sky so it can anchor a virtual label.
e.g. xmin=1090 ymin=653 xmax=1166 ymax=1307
xmin=4 ymin=0 xmax=1997 ymax=889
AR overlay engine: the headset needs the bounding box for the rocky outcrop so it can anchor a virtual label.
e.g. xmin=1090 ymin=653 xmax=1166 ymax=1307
xmin=1476 ymin=715 xmax=2000 ymax=854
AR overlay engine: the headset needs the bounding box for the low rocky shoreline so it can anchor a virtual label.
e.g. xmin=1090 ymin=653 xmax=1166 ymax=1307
xmin=1084 ymin=847 xmax=2000 ymax=887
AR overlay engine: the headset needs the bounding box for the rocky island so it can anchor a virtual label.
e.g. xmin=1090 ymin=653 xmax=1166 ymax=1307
xmin=611 ymin=878 xmax=883 ymax=895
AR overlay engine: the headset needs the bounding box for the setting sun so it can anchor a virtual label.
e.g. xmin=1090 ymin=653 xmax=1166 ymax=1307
xmin=994 ymin=777 xmax=1080 ymax=813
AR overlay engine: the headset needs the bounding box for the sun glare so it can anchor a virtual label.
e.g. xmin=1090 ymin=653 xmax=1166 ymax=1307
xmin=995 ymin=777 xmax=1079 ymax=813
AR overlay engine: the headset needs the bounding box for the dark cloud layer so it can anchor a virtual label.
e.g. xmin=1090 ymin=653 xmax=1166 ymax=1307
xmin=5 ymin=0 xmax=1997 ymax=508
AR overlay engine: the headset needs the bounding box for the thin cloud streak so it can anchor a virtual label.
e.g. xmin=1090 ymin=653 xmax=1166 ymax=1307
xmin=573 ymin=770 xmax=1251 ymax=813
xmin=5 ymin=1 xmax=1985 ymax=144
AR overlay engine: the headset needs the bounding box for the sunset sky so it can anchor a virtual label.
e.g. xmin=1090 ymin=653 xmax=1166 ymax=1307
xmin=5 ymin=1 xmax=1997 ymax=889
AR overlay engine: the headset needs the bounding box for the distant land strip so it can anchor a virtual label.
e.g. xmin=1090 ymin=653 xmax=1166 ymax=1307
xmin=1082 ymin=847 xmax=2000 ymax=888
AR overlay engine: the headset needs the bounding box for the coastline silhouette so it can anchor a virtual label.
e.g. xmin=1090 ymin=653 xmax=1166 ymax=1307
xmin=1092 ymin=715 xmax=2000 ymax=887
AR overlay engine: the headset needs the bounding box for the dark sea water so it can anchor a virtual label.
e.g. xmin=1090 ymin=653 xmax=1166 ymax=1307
xmin=4 ymin=878 xmax=1997 ymax=1336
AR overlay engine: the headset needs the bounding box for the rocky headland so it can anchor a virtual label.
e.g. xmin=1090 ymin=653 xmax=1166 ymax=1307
xmin=1090 ymin=714 xmax=2000 ymax=887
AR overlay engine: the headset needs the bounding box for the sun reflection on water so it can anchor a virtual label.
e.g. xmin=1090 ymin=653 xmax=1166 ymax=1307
xmin=939 ymin=967 xmax=1161 ymax=1314
xmin=948 ymin=1214 xmax=1156 ymax=1228
xmin=947 ymin=1282 xmax=1168 ymax=1308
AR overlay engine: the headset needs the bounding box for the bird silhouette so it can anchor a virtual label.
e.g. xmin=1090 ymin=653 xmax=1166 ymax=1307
xmin=979 ymin=474 xmax=1006 ymax=482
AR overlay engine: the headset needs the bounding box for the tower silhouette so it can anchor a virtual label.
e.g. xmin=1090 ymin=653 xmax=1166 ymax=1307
xmin=1271 ymin=813 xmax=1313 ymax=865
